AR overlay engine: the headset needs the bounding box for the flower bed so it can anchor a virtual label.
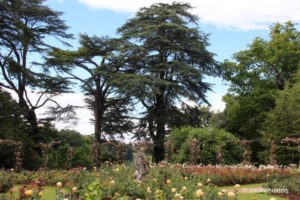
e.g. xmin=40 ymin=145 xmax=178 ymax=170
xmin=182 ymin=164 xmax=291 ymax=186
xmin=264 ymin=169 xmax=300 ymax=199
xmin=0 ymin=164 xmax=294 ymax=199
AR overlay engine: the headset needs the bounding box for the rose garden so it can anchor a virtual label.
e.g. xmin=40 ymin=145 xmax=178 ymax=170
xmin=0 ymin=0 xmax=299 ymax=200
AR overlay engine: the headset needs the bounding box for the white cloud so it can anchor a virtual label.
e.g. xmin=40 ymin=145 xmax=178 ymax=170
xmin=78 ymin=0 xmax=300 ymax=30
xmin=6 ymin=89 xmax=225 ymax=134
xmin=7 ymin=90 xmax=94 ymax=135
xmin=207 ymin=92 xmax=226 ymax=113
xmin=47 ymin=93 xmax=94 ymax=135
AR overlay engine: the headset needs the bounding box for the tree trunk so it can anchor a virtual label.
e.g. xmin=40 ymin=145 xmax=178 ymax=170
xmin=152 ymin=91 xmax=166 ymax=163
xmin=152 ymin=121 xmax=166 ymax=163
xmin=93 ymin=92 xmax=105 ymax=167
xmin=19 ymin=96 xmax=39 ymax=140
xmin=94 ymin=94 xmax=101 ymax=167
xmin=26 ymin=108 xmax=39 ymax=139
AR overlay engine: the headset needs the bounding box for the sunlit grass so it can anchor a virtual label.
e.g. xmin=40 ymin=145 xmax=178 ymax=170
xmin=6 ymin=185 xmax=56 ymax=200
xmin=219 ymin=183 xmax=287 ymax=200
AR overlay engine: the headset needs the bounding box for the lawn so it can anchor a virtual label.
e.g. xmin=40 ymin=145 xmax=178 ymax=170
xmin=219 ymin=183 xmax=287 ymax=200
xmin=6 ymin=185 xmax=56 ymax=200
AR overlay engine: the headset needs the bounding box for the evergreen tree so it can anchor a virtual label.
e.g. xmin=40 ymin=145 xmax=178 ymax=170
xmin=47 ymin=35 xmax=134 ymax=166
xmin=0 ymin=0 xmax=74 ymax=141
xmin=118 ymin=3 xmax=218 ymax=163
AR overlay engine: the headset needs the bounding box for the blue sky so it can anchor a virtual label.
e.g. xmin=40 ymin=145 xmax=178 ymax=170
xmin=35 ymin=0 xmax=299 ymax=134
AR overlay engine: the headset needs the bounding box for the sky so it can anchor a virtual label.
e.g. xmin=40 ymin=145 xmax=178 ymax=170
xmin=13 ymin=0 xmax=300 ymax=135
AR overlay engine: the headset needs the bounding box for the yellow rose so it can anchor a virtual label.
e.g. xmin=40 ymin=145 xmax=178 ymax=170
xmin=234 ymin=184 xmax=240 ymax=189
xmin=227 ymin=191 xmax=235 ymax=199
xmin=171 ymin=188 xmax=176 ymax=193
xmin=39 ymin=191 xmax=43 ymax=197
xmin=218 ymin=192 xmax=223 ymax=197
xmin=114 ymin=192 xmax=120 ymax=197
xmin=166 ymin=179 xmax=171 ymax=184
xmin=197 ymin=182 xmax=203 ymax=188
xmin=269 ymin=198 xmax=276 ymax=200
xmin=72 ymin=187 xmax=77 ymax=193
xmin=56 ymin=182 xmax=62 ymax=188
xmin=195 ymin=189 xmax=204 ymax=198
xmin=24 ymin=190 xmax=33 ymax=197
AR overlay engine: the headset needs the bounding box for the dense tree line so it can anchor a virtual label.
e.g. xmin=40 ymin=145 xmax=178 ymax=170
xmin=0 ymin=0 xmax=299 ymax=169
xmin=214 ymin=22 xmax=300 ymax=164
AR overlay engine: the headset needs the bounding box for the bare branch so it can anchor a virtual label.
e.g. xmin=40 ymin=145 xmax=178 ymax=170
xmin=24 ymin=88 xmax=34 ymax=108
xmin=64 ymin=70 xmax=94 ymax=92
xmin=36 ymin=94 xmax=58 ymax=109
xmin=34 ymin=89 xmax=49 ymax=108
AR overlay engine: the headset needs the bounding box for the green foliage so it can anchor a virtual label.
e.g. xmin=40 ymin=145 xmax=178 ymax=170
xmin=0 ymin=172 xmax=12 ymax=193
xmin=265 ymin=171 xmax=300 ymax=195
xmin=48 ymin=130 xmax=93 ymax=169
xmin=59 ymin=164 xmax=239 ymax=200
xmin=260 ymin=69 xmax=300 ymax=165
xmin=0 ymin=0 xmax=75 ymax=141
xmin=220 ymin=21 xmax=300 ymax=137
xmin=0 ymin=89 xmax=24 ymax=168
xmin=118 ymin=2 xmax=218 ymax=163
xmin=0 ymin=89 xmax=44 ymax=170
xmin=170 ymin=127 xmax=243 ymax=164
xmin=0 ymin=0 xmax=77 ymax=170
xmin=47 ymin=35 xmax=134 ymax=141
xmin=218 ymin=22 xmax=300 ymax=164
xmin=0 ymin=89 xmax=25 ymax=137
xmin=223 ymin=21 xmax=300 ymax=93
xmin=83 ymin=181 xmax=102 ymax=200
xmin=219 ymin=90 xmax=276 ymax=139
xmin=169 ymin=106 xmax=213 ymax=128
xmin=262 ymin=69 xmax=300 ymax=142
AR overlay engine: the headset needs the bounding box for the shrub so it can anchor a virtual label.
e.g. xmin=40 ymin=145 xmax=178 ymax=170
xmin=264 ymin=170 xmax=300 ymax=195
xmin=170 ymin=126 xmax=243 ymax=164
xmin=0 ymin=171 xmax=13 ymax=193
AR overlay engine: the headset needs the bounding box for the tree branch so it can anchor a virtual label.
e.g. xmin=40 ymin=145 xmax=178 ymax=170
xmin=24 ymin=88 xmax=34 ymax=108
xmin=0 ymin=51 xmax=18 ymax=93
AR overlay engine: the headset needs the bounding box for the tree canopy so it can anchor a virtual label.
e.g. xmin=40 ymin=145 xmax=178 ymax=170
xmin=0 ymin=0 xmax=74 ymax=141
xmin=118 ymin=2 xmax=218 ymax=162
xmin=47 ymin=34 xmax=135 ymax=166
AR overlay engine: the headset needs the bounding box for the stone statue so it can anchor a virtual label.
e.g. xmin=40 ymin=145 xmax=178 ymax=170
xmin=134 ymin=147 xmax=150 ymax=180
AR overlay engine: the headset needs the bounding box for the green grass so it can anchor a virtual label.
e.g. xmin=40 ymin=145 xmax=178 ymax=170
xmin=237 ymin=193 xmax=286 ymax=200
xmin=41 ymin=186 xmax=56 ymax=199
xmin=219 ymin=183 xmax=287 ymax=200
xmin=5 ymin=185 xmax=56 ymax=200
xmin=219 ymin=183 xmax=264 ymax=190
